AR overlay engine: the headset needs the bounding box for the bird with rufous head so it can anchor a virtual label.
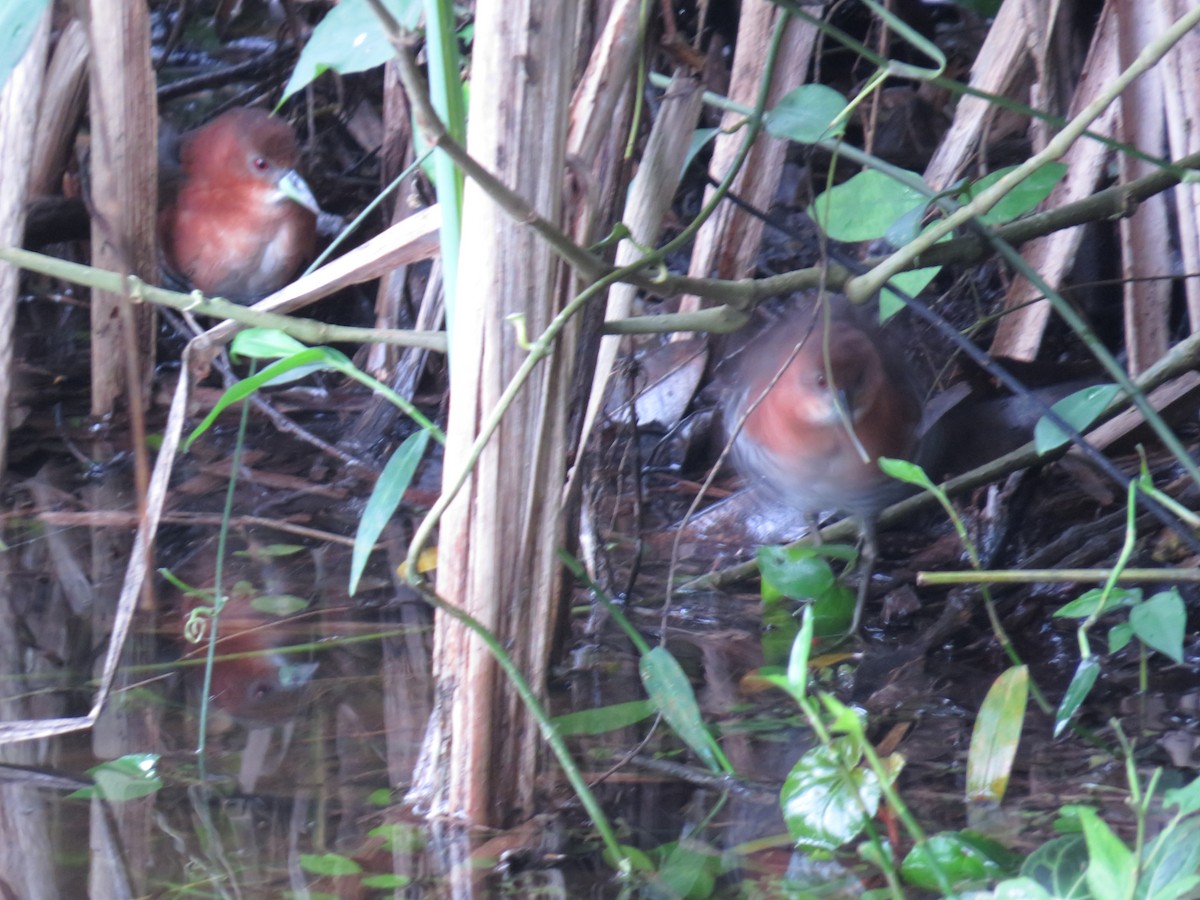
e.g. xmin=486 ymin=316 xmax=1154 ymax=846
xmin=725 ymin=293 xmax=933 ymax=631
xmin=159 ymin=107 xmax=319 ymax=303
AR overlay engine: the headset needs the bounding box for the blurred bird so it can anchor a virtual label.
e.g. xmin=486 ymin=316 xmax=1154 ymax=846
xmin=159 ymin=107 xmax=319 ymax=303
xmin=182 ymin=595 xmax=319 ymax=728
xmin=725 ymin=295 xmax=931 ymax=631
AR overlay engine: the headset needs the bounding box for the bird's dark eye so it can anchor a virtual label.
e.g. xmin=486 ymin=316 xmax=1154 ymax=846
xmin=814 ymin=373 xmax=828 ymax=389
xmin=252 ymin=157 xmax=270 ymax=171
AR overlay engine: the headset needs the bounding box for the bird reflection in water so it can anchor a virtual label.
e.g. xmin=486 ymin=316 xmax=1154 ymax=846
xmin=180 ymin=578 xmax=318 ymax=730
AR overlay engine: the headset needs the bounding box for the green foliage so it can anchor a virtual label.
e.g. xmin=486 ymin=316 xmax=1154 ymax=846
xmin=299 ymin=852 xmax=362 ymax=877
xmin=780 ymin=736 xmax=886 ymax=850
xmin=766 ymin=84 xmax=849 ymax=144
xmin=70 ymin=754 xmax=162 ymax=802
xmin=552 ymin=699 xmax=655 ymax=737
xmin=186 ymin=328 xmax=442 ymax=600
xmin=281 ymin=0 xmax=422 ymax=103
xmin=0 ymin=1 xmax=49 ymax=91
xmin=640 ymin=646 xmax=732 ymax=773
xmin=901 ymin=831 xmax=1019 ymax=890
xmin=758 ymin=543 xmax=857 ymax=658
xmin=349 ymin=429 xmax=431 ymax=595
xmin=1035 ymin=384 xmax=1121 ymax=454
xmin=966 ymin=666 xmax=1028 ymax=804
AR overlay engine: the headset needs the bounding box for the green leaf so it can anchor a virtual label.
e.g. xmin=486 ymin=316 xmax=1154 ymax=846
xmin=1034 ymin=384 xmax=1121 ymax=455
xmin=1077 ymin=807 xmax=1135 ymax=900
xmin=281 ymin=0 xmax=423 ymax=104
xmin=349 ymin=430 xmax=431 ymax=595
xmin=992 ymin=877 xmax=1056 ymax=900
xmin=809 ymin=582 xmax=855 ymax=638
xmin=361 ymin=874 xmax=411 ymax=889
xmin=684 ymin=127 xmax=719 ymax=175
xmin=1107 ymin=621 xmax=1133 ymax=653
xmin=1055 ymin=658 xmax=1100 ymax=737
xmin=959 ymin=163 xmax=1068 ymax=224
xmin=966 ymin=666 xmax=1028 ymax=803
xmin=878 ymin=457 xmax=935 ymax=491
xmin=251 ymin=594 xmax=310 ymax=616
xmin=654 ymin=838 xmax=720 ymax=900
xmin=1141 ymin=818 xmax=1200 ymax=900
xmin=1053 ymin=586 xmax=1142 ymax=618
xmin=185 ymin=348 xmax=333 ymax=448
xmin=237 ymin=542 xmax=306 ymax=558
xmin=71 ymin=754 xmax=162 ymax=802
xmin=901 ymin=831 xmax=1018 ymax=891
xmin=1163 ymin=776 xmax=1200 ymax=816
xmin=758 ymin=545 xmax=836 ymax=599
xmin=780 ymin=738 xmax=880 ymax=850
xmin=808 ymin=169 xmax=929 ymax=242
xmin=786 ymin=608 xmax=815 ymax=699
xmin=1129 ymin=589 xmax=1186 ymax=663
xmin=761 ymin=586 xmax=800 ymax=668
xmin=0 ymin=1 xmax=49 ymax=92
xmin=230 ymin=327 xmax=309 ymax=360
xmin=880 ymin=266 xmax=941 ymax=320
xmin=553 ymin=700 xmax=655 ymax=737
xmin=766 ymin=84 xmax=848 ymax=144
xmin=299 ymin=853 xmax=363 ymax=877
xmin=640 ymin=646 xmax=728 ymax=773
xmin=1021 ymin=835 xmax=1090 ymax=899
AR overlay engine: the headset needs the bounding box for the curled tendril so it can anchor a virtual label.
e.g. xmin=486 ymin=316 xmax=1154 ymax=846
xmin=183 ymin=607 xmax=215 ymax=644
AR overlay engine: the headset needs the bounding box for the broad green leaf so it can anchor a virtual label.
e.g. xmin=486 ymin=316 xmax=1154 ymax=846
xmin=880 ymin=267 xmax=941 ymax=320
xmin=553 ymin=700 xmax=655 ymax=736
xmin=299 ymin=853 xmax=363 ymax=877
xmin=966 ymin=666 xmax=1028 ymax=803
xmin=655 ymin=838 xmax=720 ymax=900
xmin=251 ymin=594 xmax=310 ymax=616
xmin=1107 ymin=621 xmax=1133 ymax=653
xmin=1053 ymin=586 xmax=1141 ymax=618
xmin=901 ymin=831 xmax=1018 ymax=891
xmin=959 ymin=163 xmax=1068 ymax=225
xmin=761 ymin=587 xmax=799 ymax=668
xmin=0 ymin=1 xmax=49 ymax=91
xmin=231 ymin=327 xmax=309 ymax=360
xmin=71 ymin=754 xmax=162 ymax=802
xmin=992 ymin=877 xmax=1055 ymax=900
xmin=1021 ymin=835 xmax=1090 ymax=899
xmin=350 ymin=430 xmax=431 ymax=595
xmin=1077 ymin=807 xmax=1135 ymax=900
xmin=640 ymin=646 xmax=729 ymax=773
xmin=808 ymin=169 xmax=928 ymax=242
xmin=1035 ymin=384 xmax=1121 ymax=455
xmin=1129 ymin=589 xmax=1186 ymax=663
xmin=766 ymin=84 xmax=848 ymax=144
xmin=237 ymin=543 xmax=306 ymax=558
xmin=780 ymin=738 xmax=879 ymax=850
xmin=1164 ymin=776 xmax=1200 ymax=816
xmin=185 ymin=348 xmax=333 ymax=448
xmin=758 ymin=545 xmax=836 ymax=599
xmin=1055 ymin=658 xmax=1100 ymax=737
xmin=1141 ymin=818 xmax=1200 ymax=900
xmin=878 ymin=457 xmax=935 ymax=491
xmin=684 ymin=127 xmax=719 ymax=174
xmin=809 ymin=582 xmax=855 ymax=638
xmin=281 ymin=0 xmax=423 ymax=103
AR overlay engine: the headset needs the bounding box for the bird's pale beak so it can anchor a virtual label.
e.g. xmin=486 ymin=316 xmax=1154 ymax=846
xmin=278 ymin=168 xmax=321 ymax=214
